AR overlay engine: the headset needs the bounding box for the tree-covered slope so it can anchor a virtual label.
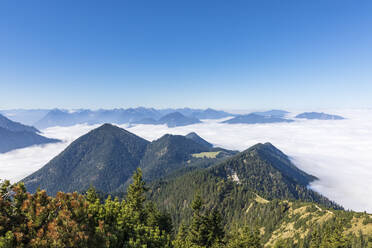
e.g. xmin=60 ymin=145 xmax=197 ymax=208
xmin=139 ymin=134 xmax=215 ymax=182
xmin=21 ymin=124 xmax=235 ymax=195
xmin=148 ymin=143 xmax=340 ymax=230
xmin=22 ymin=124 xmax=149 ymax=195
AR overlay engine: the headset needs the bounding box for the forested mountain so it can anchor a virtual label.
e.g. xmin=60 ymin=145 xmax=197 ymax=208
xmin=148 ymin=143 xmax=338 ymax=227
xmin=3 ymin=169 xmax=372 ymax=247
xmin=22 ymin=124 xmax=150 ymax=195
xmin=21 ymin=124 xmax=235 ymax=195
xmin=14 ymin=123 xmax=372 ymax=247
xmin=295 ymin=112 xmax=345 ymax=120
xmin=139 ymin=134 xmax=211 ymax=182
xmin=0 ymin=114 xmax=60 ymax=153
xmin=222 ymin=113 xmax=293 ymax=124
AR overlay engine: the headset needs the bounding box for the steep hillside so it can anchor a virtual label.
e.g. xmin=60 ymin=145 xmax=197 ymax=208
xmin=139 ymin=134 xmax=213 ymax=182
xmin=22 ymin=124 xmax=149 ymax=195
xmin=185 ymin=132 xmax=213 ymax=148
xmin=148 ymin=143 xmax=339 ymax=229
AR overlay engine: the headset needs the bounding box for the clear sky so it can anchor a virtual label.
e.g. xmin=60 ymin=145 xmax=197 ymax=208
xmin=1 ymin=0 xmax=371 ymax=110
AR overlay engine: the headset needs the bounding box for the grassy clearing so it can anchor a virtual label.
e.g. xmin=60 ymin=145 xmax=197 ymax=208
xmin=192 ymin=151 xmax=221 ymax=158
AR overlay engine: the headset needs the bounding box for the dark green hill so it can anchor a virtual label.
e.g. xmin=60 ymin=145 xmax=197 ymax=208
xmin=148 ymin=143 xmax=339 ymax=229
xmin=22 ymin=124 xmax=149 ymax=195
xmin=139 ymin=134 xmax=212 ymax=182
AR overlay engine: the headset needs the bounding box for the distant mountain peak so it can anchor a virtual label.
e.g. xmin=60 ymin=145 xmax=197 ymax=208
xmin=223 ymin=113 xmax=293 ymax=124
xmin=295 ymin=112 xmax=344 ymax=120
xmin=158 ymin=112 xmax=201 ymax=127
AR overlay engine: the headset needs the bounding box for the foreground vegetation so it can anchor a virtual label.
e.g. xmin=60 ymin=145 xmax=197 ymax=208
xmin=1 ymin=170 xmax=372 ymax=247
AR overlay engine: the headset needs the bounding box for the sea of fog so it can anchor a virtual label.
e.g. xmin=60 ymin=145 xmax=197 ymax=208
xmin=1 ymin=109 xmax=372 ymax=213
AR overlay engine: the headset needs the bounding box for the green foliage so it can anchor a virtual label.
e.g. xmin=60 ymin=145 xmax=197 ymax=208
xmin=226 ymin=226 xmax=262 ymax=248
xmin=173 ymin=193 xmax=225 ymax=248
xmin=0 ymin=170 xmax=172 ymax=247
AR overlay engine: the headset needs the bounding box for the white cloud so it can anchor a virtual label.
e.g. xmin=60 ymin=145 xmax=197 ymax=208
xmin=1 ymin=110 xmax=372 ymax=213
xmin=0 ymin=124 xmax=98 ymax=183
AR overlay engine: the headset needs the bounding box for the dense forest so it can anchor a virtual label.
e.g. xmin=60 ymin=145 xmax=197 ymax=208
xmin=1 ymin=169 xmax=371 ymax=247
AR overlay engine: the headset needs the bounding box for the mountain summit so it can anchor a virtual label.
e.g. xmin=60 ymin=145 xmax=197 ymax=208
xmin=22 ymin=124 xmax=149 ymax=195
xmin=185 ymin=132 xmax=213 ymax=148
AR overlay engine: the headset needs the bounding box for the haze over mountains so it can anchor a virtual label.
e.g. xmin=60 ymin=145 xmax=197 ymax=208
xmin=1 ymin=108 xmax=346 ymax=132
xmin=295 ymin=112 xmax=345 ymax=120
xmin=222 ymin=113 xmax=294 ymax=124
xmin=21 ymin=123 xmax=339 ymax=211
xmin=29 ymin=107 xmax=232 ymax=129
xmin=2 ymin=107 xmax=367 ymax=212
xmin=0 ymin=114 xmax=60 ymax=153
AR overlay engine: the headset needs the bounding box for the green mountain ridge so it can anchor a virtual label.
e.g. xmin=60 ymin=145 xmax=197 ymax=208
xmin=22 ymin=124 xmax=234 ymax=195
xmin=148 ymin=143 xmax=339 ymax=229
xmin=10 ymin=123 xmax=372 ymax=247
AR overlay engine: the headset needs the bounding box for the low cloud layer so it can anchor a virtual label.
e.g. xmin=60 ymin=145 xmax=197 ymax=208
xmin=1 ymin=109 xmax=372 ymax=213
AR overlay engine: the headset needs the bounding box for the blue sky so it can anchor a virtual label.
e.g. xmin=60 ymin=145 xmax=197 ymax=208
xmin=1 ymin=0 xmax=371 ymax=110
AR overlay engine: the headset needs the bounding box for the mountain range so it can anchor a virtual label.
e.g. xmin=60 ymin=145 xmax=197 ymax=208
xmin=252 ymin=109 xmax=290 ymax=117
xmin=134 ymin=112 xmax=202 ymax=127
xmin=30 ymin=108 xmax=232 ymax=129
xmin=22 ymin=123 xmax=328 ymax=207
xmin=295 ymin=112 xmax=345 ymax=120
xmin=15 ymin=123 xmax=372 ymax=246
xmin=0 ymin=114 xmax=60 ymax=153
xmin=22 ymin=124 xmax=235 ymax=195
xmin=222 ymin=113 xmax=294 ymax=124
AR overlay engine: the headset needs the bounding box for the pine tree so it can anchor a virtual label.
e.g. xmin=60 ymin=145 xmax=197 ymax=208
xmin=227 ymin=226 xmax=262 ymax=248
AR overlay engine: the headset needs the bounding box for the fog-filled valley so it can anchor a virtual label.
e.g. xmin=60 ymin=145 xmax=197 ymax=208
xmin=1 ymin=109 xmax=371 ymax=213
